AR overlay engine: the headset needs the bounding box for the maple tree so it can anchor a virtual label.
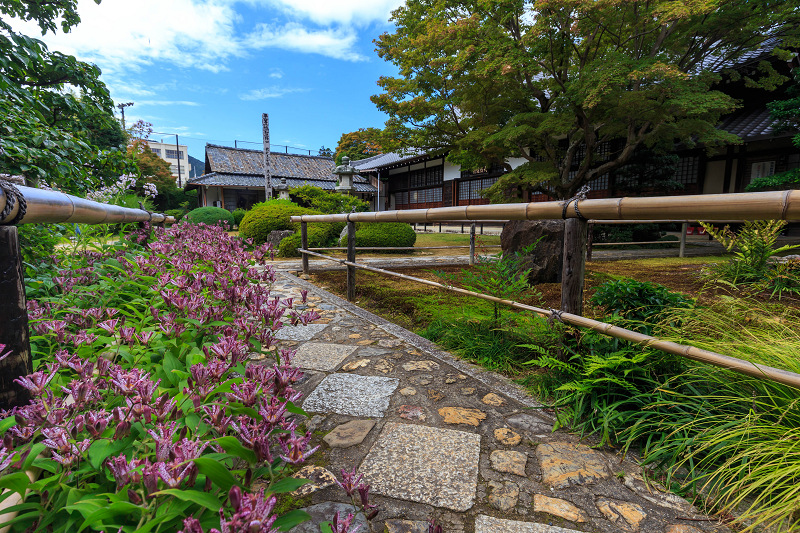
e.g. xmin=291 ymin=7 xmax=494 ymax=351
xmin=334 ymin=127 xmax=397 ymax=164
xmin=373 ymin=0 xmax=800 ymax=200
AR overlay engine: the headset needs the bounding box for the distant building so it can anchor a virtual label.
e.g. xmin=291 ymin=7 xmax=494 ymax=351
xmin=185 ymin=144 xmax=377 ymax=210
xmin=145 ymin=140 xmax=191 ymax=187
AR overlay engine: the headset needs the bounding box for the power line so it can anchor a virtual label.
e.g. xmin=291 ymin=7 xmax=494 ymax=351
xmin=148 ymin=131 xmax=324 ymax=156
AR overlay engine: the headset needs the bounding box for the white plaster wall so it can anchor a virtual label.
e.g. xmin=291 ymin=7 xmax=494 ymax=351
xmin=703 ymin=161 xmax=725 ymax=194
xmin=204 ymin=186 xmax=222 ymax=207
xmin=443 ymin=160 xmax=461 ymax=181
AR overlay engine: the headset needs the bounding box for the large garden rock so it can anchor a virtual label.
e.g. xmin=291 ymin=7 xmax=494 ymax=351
xmin=266 ymin=230 xmax=294 ymax=250
xmin=500 ymin=220 xmax=564 ymax=284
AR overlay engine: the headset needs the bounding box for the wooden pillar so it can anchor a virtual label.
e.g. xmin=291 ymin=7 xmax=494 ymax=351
xmin=560 ymin=218 xmax=588 ymax=315
xmin=587 ymin=222 xmax=594 ymax=262
xmin=346 ymin=221 xmax=356 ymax=301
xmin=0 ymin=226 xmax=32 ymax=410
xmin=301 ymin=222 xmax=309 ymax=275
xmin=679 ymin=222 xmax=688 ymax=258
xmin=262 ymin=113 xmax=272 ymax=199
xmin=469 ymin=223 xmax=476 ymax=266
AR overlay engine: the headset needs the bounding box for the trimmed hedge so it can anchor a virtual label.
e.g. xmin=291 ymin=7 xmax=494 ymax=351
xmin=338 ymin=222 xmax=416 ymax=249
xmin=238 ymin=200 xmax=319 ymax=244
xmin=164 ymin=209 xmax=186 ymax=223
xmin=278 ymin=222 xmax=345 ymax=257
xmin=184 ymin=206 xmax=234 ymax=228
xmin=232 ymin=208 xmax=247 ymax=227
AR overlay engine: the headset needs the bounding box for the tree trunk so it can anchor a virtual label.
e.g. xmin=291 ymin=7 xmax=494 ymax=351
xmin=0 ymin=226 xmax=32 ymax=410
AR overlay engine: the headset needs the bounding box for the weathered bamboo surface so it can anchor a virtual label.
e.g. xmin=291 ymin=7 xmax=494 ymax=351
xmin=0 ymin=185 xmax=174 ymax=225
xmin=298 ymin=248 xmax=800 ymax=389
xmin=290 ymin=190 xmax=800 ymax=223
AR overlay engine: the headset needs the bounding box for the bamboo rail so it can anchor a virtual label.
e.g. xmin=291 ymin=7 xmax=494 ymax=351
xmin=290 ymin=191 xmax=800 ymax=223
xmin=298 ymin=248 xmax=800 ymax=389
xmin=0 ymin=185 xmax=174 ymax=225
xmin=306 ymin=245 xmax=501 ymax=251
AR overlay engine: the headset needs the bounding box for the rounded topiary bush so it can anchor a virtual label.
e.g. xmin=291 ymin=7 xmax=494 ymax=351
xmin=339 ymin=222 xmax=416 ymax=249
xmin=238 ymin=199 xmax=319 ymax=245
xmin=232 ymin=208 xmax=247 ymax=227
xmin=278 ymin=222 xmax=344 ymax=257
xmin=184 ymin=206 xmax=234 ymax=228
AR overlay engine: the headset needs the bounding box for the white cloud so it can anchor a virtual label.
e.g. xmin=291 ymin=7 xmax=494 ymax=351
xmin=246 ymin=22 xmax=366 ymax=61
xmin=269 ymin=69 xmax=284 ymax=79
xmin=239 ymin=86 xmax=309 ymax=100
xmin=247 ymin=0 xmax=402 ymax=26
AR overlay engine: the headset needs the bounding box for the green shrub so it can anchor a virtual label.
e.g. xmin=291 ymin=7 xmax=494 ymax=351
xmin=591 ymin=279 xmax=694 ymax=324
xmin=18 ymin=223 xmax=64 ymax=265
xmin=164 ymin=208 xmax=185 ymax=222
xmin=238 ymin=199 xmax=318 ymax=244
xmin=232 ymin=208 xmax=247 ymax=227
xmin=338 ymin=222 xmax=416 ymax=249
xmin=290 ymin=185 xmax=369 ymax=214
xmin=277 ymin=222 xmax=344 ymax=257
xmin=183 ymin=206 xmax=235 ymax=228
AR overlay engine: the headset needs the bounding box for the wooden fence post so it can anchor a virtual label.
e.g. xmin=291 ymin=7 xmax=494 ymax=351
xmin=301 ymin=222 xmax=309 ymax=275
xmin=0 ymin=226 xmax=32 ymax=410
xmin=347 ymin=220 xmax=356 ymax=301
xmin=469 ymin=223 xmax=476 ymax=266
xmin=679 ymin=222 xmax=687 ymax=258
xmin=561 ymin=218 xmax=588 ymax=315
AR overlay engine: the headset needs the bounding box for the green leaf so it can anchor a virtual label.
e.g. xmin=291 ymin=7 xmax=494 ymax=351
xmin=318 ymin=521 xmax=334 ymax=533
xmin=0 ymin=472 xmax=31 ymax=496
xmin=88 ymin=436 xmax=134 ymax=470
xmin=267 ymin=477 xmax=310 ymax=494
xmin=214 ymin=436 xmax=257 ymax=464
xmin=283 ymin=400 xmax=307 ymax=417
xmin=193 ymin=457 xmax=241 ymax=492
xmin=78 ymin=501 xmax=142 ymax=532
xmin=273 ymin=510 xmax=313 ymax=532
xmin=0 ymin=416 xmax=16 ymax=436
xmin=151 ymin=488 xmax=223 ymax=512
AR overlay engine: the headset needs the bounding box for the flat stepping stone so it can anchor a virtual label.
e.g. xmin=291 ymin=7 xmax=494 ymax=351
xmin=506 ymin=413 xmax=552 ymax=434
xmin=596 ymin=497 xmax=647 ymax=532
xmin=487 ymin=480 xmax=519 ymax=511
xmin=292 ymin=342 xmax=357 ymax=371
xmin=438 ymin=407 xmax=486 ymax=426
xmin=494 ymin=428 xmax=522 ymax=446
xmin=303 ymin=374 xmax=399 ymax=417
xmin=536 ymin=442 xmax=611 ymax=489
xmin=275 ymin=323 xmax=328 ymax=341
xmin=323 ymin=419 xmax=376 ymax=448
xmin=384 ymin=519 xmax=429 ymax=533
xmin=533 ymin=494 xmax=588 ymax=523
xmin=359 ymin=422 xmax=481 ymax=511
xmin=482 ymin=393 xmax=505 ymax=406
xmin=490 ymin=450 xmax=527 ymax=476
xmin=475 ymin=515 xmax=584 ymax=533
xmin=402 ymin=360 xmax=439 ymax=371
xmin=289 ymin=465 xmax=336 ymax=497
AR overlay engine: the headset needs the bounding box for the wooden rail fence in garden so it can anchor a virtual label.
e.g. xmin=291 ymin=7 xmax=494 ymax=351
xmin=291 ymin=190 xmax=800 ymax=389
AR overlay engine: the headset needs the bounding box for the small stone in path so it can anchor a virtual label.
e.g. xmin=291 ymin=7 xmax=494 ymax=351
xmin=357 ymin=340 xmax=374 ymax=345
xmin=290 ymin=465 xmax=337 ymax=497
xmin=305 ymin=414 xmax=325 ymax=433
xmin=438 ymin=407 xmax=487 ymax=426
xmin=506 ymin=413 xmax=552 ymax=434
xmin=323 ymin=419 xmax=376 ymax=448
xmin=536 ymin=442 xmax=611 ymax=489
xmin=533 ymin=494 xmax=588 ymax=523
xmin=378 ymin=339 xmax=403 ymax=348
xmin=348 ymin=333 xmax=362 ymax=339
xmin=487 ymin=480 xmax=519 ymax=511
xmin=494 ymin=428 xmax=522 ymax=446
xmin=664 ymin=526 xmax=703 ymax=533
xmin=490 ymin=450 xmax=527 ymax=476
xmin=398 ymin=405 xmax=426 ymax=421
xmin=426 ymin=389 xmax=444 ymax=402
xmin=384 ymin=520 xmax=429 ymax=533
xmin=402 ymin=360 xmax=440 ymax=372
xmin=289 ymin=502 xmax=365 ymax=533
xmin=623 ymin=475 xmax=694 ymax=512
xmin=474 ymin=515 xmax=583 ymax=533
xmin=409 ymin=374 xmax=433 ymax=386
xmin=460 ymin=387 xmax=476 ymax=395
xmin=482 ymin=393 xmax=505 ymax=407
xmin=458 ymin=374 xmax=468 ymax=380
xmin=341 ymin=359 xmax=370 ymax=371
xmin=374 ymin=359 xmax=394 ymax=373
xmin=445 ymin=375 xmax=458 ymax=384
xmin=595 ymin=497 xmax=647 ymax=532
xmin=399 ymin=387 xmax=417 ymax=396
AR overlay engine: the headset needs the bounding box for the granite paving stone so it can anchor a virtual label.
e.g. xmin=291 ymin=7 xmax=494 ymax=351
xmin=303 ymin=374 xmax=399 ymax=417
xmin=292 ymin=342 xmax=358 ymax=371
xmin=359 ymin=422 xmax=481 ymax=511
xmin=474 ymin=515 xmax=584 ymax=533
xmin=275 ymin=323 xmax=329 ymax=341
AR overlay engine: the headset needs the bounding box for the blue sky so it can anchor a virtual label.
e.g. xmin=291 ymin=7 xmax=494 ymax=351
xmin=14 ymin=0 xmax=404 ymax=162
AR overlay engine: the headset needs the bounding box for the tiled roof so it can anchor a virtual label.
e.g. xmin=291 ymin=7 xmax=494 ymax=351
xmin=203 ymin=144 xmax=336 ymax=180
xmin=351 ymin=149 xmax=430 ymax=171
xmin=187 ymin=173 xmax=376 ymax=193
xmin=718 ymin=107 xmax=788 ymax=141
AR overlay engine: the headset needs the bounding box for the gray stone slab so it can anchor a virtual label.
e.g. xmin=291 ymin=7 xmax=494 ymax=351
xmin=303 ymin=373 xmax=399 ymax=417
xmin=292 ymin=342 xmax=357 ymax=371
xmin=474 ymin=515 xmax=583 ymax=533
xmin=359 ymin=422 xmax=481 ymax=511
xmin=275 ymin=323 xmax=328 ymax=341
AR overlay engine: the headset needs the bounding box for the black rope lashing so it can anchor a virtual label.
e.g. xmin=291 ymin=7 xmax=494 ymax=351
xmin=561 ymin=185 xmax=590 ymax=220
xmin=138 ymin=201 xmax=154 ymax=221
xmin=548 ymin=308 xmax=565 ymax=325
xmin=0 ymin=179 xmax=27 ymax=225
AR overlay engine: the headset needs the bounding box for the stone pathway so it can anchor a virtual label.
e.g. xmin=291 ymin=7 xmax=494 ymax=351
xmin=259 ymin=273 xmax=729 ymax=533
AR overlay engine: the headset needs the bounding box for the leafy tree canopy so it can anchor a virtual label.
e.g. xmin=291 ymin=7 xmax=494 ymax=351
xmin=334 ymin=127 xmax=398 ymax=164
xmin=373 ymin=0 xmax=800 ymax=200
xmin=0 ymin=0 xmax=131 ymax=194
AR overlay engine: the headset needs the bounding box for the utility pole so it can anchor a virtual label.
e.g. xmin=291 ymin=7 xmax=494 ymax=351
xmin=262 ymin=114 xmax=271 ymax=199
xmin=117 ymin=102 xmax=134 ymax=130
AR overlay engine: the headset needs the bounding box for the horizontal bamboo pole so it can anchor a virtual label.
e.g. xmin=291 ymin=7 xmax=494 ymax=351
xmin=297 ymin=248 xmax=800 ymax=389
xmin=290 ymin=191 xmax=800 ymax=224
xmin=592 ymin=241 xmax=676 ymax=246
xmin=0 ymin=186 xmax=174 ymax=225
xmin=306 ymin=245 xmax=502 ymax=251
